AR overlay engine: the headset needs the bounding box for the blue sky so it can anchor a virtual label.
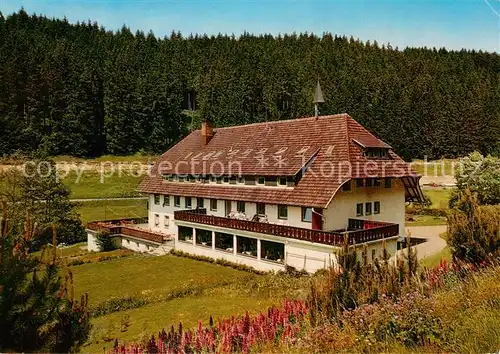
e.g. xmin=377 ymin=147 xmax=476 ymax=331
xmin=1 ymin=0 xmax=499 ymax=52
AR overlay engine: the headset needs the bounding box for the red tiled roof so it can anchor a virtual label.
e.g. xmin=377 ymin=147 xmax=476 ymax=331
xmin=139 ymin=114 xmax=419 ymax=208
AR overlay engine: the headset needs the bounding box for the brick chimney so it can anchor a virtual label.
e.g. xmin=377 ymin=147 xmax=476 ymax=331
xmin=201 ymin=120 xmax=214 ymax=146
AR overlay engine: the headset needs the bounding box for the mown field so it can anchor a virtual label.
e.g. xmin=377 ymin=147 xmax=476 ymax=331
xmin=63 ymin=170 xmax=144 ymax=199
xmin=75 ymin=199 xmax=147 ymax=224
xmin=55 ymin=247 xmax=305 ymax=353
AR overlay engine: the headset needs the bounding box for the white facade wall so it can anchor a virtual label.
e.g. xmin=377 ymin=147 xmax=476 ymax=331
xmin=174 ymin=221 xmax=311 ymax=272
xmin=147 ymin=194 xmax=312 ymax=234
xmin=173 ymin=221 xmax=399 ymax=273
xmin=87 ymin=230 xmax=99 ymax=252
xmin=323 ymin=179 xmax=406 ymax=236
xmin=122 ymin=181 xmax=406 ymax=272
xmin=120 ymin=236 xmax=157 ymax=252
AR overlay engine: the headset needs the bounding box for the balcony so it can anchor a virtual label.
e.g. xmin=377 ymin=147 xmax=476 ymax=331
xmin=86 ymin=218 xmax=167 ymax=244
xmin=174 ymin=209 xmax=398 ymax=246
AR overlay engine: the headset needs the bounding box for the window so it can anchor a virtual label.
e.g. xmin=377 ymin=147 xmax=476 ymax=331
xmin=374 ymin=178 xmax=381 ymax=187
xmin=365 ymin=179 xmax=374 ymax=187
xmin=278 ymin=205 xmax=288 ymax=219
xmin=154 ymin=194 xmax=160 ymax=205
xmin=257 ymin=177 xmax=265 ymax=185
xmin=237 ymin=201 xmax=245 ymax=213
xmin=236 ymin=236 xmax=257 ymax=257
xmin=174 ymin=196 xmax=181 ymax=207
xmin=223 ymin=176 xmax=229 ymax=183
xmin=237 ymin=176 xmax=245 ymax=184
xmin=196 ymin=197 xmax=204 ymax=208
xmin=342 ymin=181 xmax=352 ymax=191
xmin=187 ymin=175 xmax=194 ymax=183
xmin=302 ymin=207 xmax=312 ymax=222
xmin=256 ymin=203 xmax=266 ymax=215
xmin=210 ymin=176 xmax=217 ymax=183
xmin=154 ymin=214 xmax=159 ymax=227
xmin=163 ymin=195 xmax=170 ymax=206
xmin=385 ymin=178 xmax=392 ymax=188
xmin=365 ymin=202 xmax=372 ymax=215
xmin=196 ymin=228 xmax=212 ymax=247
xmin=278 ymin=177 xmax=287 ymax=186
xmin=164 ymin=215 xmax=170 ymax=228
xmin=372 ymin=249 xmax=376 ymax=261
xmin=365 ymin=148 xmax=389 ymax=158
xmin=178 ymin=226 xmax=193 ymax=242
xmin=185 ymin=197 xmax=192 ymax=209
xmin=261 ymin=240 xmax=285 ymax=263
xmin=356 ymin=203 xmax=364 ymax=216
xmin=210 ymin=199 xmax=217 ymax=211
xmin=374 ymin=201 xmax=380 ymax=214
xmin=215 ymin=232 xmax=233 ymax=252
xmin=356 ymin=179 xmax=363 ymax=188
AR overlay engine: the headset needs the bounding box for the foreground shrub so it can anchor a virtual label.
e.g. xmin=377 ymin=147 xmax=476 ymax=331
xmin=447 ymin=190 xmax=500 ymax=263
xmin=0 ymin=209 xmax=91 ymax=352
xmin=307 ymin=240 xmax=418 ymax=325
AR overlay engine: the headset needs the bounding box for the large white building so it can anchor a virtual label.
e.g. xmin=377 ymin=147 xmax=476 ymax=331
xmin=87 ymin=113 xmax=423 ymax=272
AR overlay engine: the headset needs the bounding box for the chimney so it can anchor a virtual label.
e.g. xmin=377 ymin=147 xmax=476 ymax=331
xmin=201 ymin=120 xmax=214 ymax=146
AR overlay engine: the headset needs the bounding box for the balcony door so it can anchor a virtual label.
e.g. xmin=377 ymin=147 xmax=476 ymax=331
xmin=224 ymin=200 xmax=232 ymax=216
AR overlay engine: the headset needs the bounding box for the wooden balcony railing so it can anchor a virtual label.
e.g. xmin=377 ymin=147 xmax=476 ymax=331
xmin=86 ymin=219 xmax=164 ymax=244
xmin=174 ymin=209 xmax=399 ymax=246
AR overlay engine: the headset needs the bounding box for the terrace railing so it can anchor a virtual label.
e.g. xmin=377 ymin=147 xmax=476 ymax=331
xmin=87 ymin=219 xmax=164 ymax=244
xmin=174 ymin=209 xmax=399 ymax=246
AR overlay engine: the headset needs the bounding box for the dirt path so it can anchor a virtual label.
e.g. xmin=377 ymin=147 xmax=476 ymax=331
xmin=405 ymin=225 xmax=447 ymax=260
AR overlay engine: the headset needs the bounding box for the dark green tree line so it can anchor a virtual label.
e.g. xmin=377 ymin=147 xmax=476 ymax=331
xmin=1 ymin=9 xmax=499 ymax=159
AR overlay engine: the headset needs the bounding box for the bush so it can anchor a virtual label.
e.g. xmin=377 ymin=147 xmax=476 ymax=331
xmin=343 ymin=291 xmax=442 ymax=347
xmin=92 ymin=296 xmax=149 ymax=317
xmin=95 ymin=230 xmax=117 ymax=252
xmin=451 ymin=152 xmax=500 ymax=207
xmin=0 ymin=209 xmax=91 ymax=352
xmin=447 ymin=190 xmax=500 ymax=264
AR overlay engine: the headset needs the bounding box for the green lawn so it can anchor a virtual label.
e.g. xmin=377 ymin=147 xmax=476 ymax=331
xmin=33 ymin=242 xmax=88 ymax=258
xmin=71 ymin=255 xmax=255 ymax=306
xmin=424 ymin=188 xmax=453 ymax=209
xmin=75 ymin=199 xmax=147 ymax=224
xmin=85 ymin=286 xmax=278 ymax=352
xmin=62 ymin=170 xmax=143 ymax=199
xmin=66 ymin=253 xmax=300 ymax=353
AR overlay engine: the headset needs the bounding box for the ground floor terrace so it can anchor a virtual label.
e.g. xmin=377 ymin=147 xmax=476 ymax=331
xmin=86 ymin=208 xmax=400 ymax=273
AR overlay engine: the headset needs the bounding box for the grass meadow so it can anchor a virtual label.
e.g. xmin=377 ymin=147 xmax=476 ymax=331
xmin=59 ymin=240 xmax=497 ymax=353
xmin=63 ymin=170 xmax=143 ymax=199
xmin=75 ymin=199 xmax=147 ymax=224
xmin=53 ymin=245 xmax=305 ymax=353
